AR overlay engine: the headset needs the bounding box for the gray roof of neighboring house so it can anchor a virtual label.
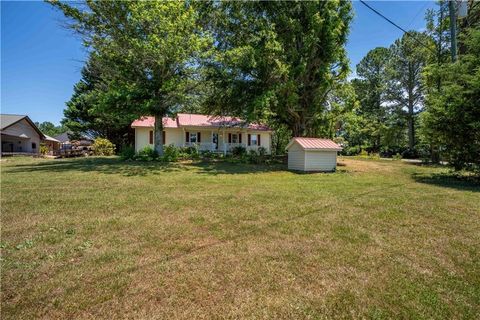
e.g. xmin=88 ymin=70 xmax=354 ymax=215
xmin=1 ymin=114 xmax=45 ymax=138
xmin=54 ymin=132 xmax=71 ymax=143
xmin=1 ymin=114 xmax=26 ymax=130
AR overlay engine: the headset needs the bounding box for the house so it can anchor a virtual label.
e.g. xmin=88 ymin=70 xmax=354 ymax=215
xmin=54 ymin=132 xmax=93 ymax=150
xmin=1 ymin=114 xmax=45 ymax=154
xmin=131 ymin=113 xmax=272 ymax=154
xmin=286 ymin=137 xmax=342 ymax=172
xmin=42 ymin=135 xmax=61 ymax=154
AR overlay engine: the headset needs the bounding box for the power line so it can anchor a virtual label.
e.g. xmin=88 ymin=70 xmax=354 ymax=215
xmin=359 ymin=0 xmax=435 ymax=53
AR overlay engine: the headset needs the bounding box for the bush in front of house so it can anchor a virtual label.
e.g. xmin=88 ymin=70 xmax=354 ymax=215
xmin=93 ymin=138 xmax=116 ymax=156
xmin=135 ymin=146 xmax=158 ymax=161
xmin=231 ymin=146 xmax=247 ymax=157
xmin=40 ymin=145 xmax=49 ymax=155
xmin=162 ymin=144 xmax=179 ymax=162
xmin=119 ymin=146 xmax=136 ymax=160
xmin=178 ymin=145 xmax=200 ymax=160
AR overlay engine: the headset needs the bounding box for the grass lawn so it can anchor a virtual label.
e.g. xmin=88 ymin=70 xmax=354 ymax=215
xmin=1 ymin=156 xmax=479 ymax=319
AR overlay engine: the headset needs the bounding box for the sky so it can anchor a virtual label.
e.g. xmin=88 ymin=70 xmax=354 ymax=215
xmin=1 ymin=1 xmax=437 ymax=125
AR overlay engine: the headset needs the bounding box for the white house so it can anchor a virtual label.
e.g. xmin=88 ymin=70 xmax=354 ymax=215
xmin=1 ymin=114 xmax=45 ymax=154
xmin=286 ymin=137 xmax=342 ymax=172
xmin=132 ymin=113 xmax=272 ymax=154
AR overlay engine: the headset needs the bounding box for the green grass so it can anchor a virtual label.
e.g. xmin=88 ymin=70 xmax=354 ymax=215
xmin=1 ymin=156 xmax=479 ymax=319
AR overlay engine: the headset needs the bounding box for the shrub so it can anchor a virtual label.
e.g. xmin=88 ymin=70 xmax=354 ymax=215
xmin=201 ymin=150 xmax=216 ymax=159
xmin=231 ymin=146 xmax=247 ymax=157
xmin=257 ymin=146 xmax=267 ymax=157
xmin=40 ymin=145 xmax=49 ymax=155
xmin=135 ymin=146 xmax=158 ymax=161
xmin=343 ymin=145 xmax=360 ymax=156
xmin=359 ymin=149 xmax=369 ymax=157
xmin=93 ymin=138 xmax=116 ymax=156
xmin=178 ymin=145 xmax=200 ymax=160
xmin=162 ymin=144 xmax=179 ymax=162
xmin=392 ymin=153 xmax=402 ymax=161
xmin=119 ymin=146 xmax=136 ymax=160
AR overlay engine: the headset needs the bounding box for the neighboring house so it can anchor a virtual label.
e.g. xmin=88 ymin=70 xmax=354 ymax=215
xmin=286 ymin=137 xmax=342 ymax=172
xmin=43 ymin=135 xmax=61 ymax=154
xmin=132 ymin=113 xmax=272 ymax=154
xmin=54 ymin=132 xmax=93 ymax=150
xmin=1 ymin=114 xmax=45 ymax=154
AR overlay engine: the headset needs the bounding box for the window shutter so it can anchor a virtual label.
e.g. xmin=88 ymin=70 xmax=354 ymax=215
xmin=228 ymin=133 xmax=232 ymax=143
xmin=186 ymin=132 xmax=189 ymax=142
xmin=247 ymin=134 xmax=251 ymax=146
xmin=258 ymin=134 xmax=261 ymax=146
xmin=197 ymin=132 xmax=201 ymax=143
xmin=239 ymin=134 xmax=242 ymax=144
xmin=149 ymin=131 xmax=153 ymax=144
xmin=162 ymin=131 xmax=166 ymax=145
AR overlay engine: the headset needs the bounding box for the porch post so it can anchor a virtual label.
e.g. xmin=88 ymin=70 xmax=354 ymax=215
xmin=223 ymin=129 xmax=226 ymax=156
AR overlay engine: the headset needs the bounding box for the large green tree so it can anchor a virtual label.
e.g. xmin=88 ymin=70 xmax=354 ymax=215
xmin=35 ymin=121 xmax=66 ymax=137
xmin=202 ymin=0 xmax=353 ymax=137
xmin=51 ymin=1 xmax=210 ymax=154
xmin=62 ymin=54 xmax=135 ymax=147
xmin=353 ymin=47 xmax=391 ymax=151
xmin=421 ymin=29 xmax=480 ymax=172
xmin=387 ymin=31 xmax=430 ymax=151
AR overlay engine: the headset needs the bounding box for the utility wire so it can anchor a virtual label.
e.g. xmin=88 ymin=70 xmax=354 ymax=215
xmin=359 ymin=0 xmax=436 ymax=54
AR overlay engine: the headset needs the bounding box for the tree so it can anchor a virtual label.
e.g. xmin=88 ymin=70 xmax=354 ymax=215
xmin=62 ymin=54 xmax=135 ymax=148
xmin=50 ymin=1 xmax=210 ymax=155
xmin=421 ymin=28 xmax=480 ymax=172
xmin=354 ymin=47 xmax=391 ymax=151
xmin=388 ymin=31 xmax=430 ymax=151
xmin=35 ymin=121 xmax=65 ymax=137
xmin=202 ymin=0 xmax=353 ymax=137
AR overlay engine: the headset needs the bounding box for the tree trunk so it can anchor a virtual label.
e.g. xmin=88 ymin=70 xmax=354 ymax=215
xmin=407 ymin=109 xmax=415 ymax=150
xmin=154 ymin=114 xmax=164 ymax=156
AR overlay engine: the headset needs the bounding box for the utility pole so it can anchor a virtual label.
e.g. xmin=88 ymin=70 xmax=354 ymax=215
xmin=449 ymin=0 xmax=457 ymax=61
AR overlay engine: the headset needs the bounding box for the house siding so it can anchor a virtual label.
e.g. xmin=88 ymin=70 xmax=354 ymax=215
xmin=134 ymin=127 xmax=271 ymax=154
xmin=304 ymin=151 xmax=337 ymax=171
xmin=1 ymin=119 xmax=41 ymax=153
xmin=287 ymin=143 xmax=305 ymax=171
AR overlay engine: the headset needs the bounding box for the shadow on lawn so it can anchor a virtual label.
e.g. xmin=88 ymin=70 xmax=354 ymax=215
xmin=6 ymin=157 xmax=287 ymax=176
xmin=411 ymin=172 xmax=480 ymax=192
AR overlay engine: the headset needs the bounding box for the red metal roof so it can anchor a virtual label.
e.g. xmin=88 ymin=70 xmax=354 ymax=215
xmin=287 ymin=137 xmax=342 ymax=151
xmin=131 ymin=113 xmax=270 ymax=131
xmin=131 ymin=116 xmax=178 ymax=128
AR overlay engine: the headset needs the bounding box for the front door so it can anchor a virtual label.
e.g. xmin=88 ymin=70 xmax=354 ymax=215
xmin=212 ymin=133 xmax=218 ymax=150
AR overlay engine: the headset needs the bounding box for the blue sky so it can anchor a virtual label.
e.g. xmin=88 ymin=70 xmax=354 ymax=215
xmin=1 ymin=1 xmax=436 ymax=125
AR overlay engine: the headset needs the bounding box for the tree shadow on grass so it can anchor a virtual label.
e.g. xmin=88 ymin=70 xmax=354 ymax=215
xmin=4 ymin=157 xmax=288 ymax=177
xmin=411 ymin=172 xmax=480 ymax=193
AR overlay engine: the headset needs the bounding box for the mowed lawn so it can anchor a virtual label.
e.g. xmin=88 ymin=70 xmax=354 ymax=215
xmin=1 ymin=156 xmax=479 ymax=319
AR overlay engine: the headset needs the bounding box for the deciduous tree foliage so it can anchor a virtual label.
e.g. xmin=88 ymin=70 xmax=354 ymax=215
xmin=421 ymin=28 xmax=480 ymax=172
xmin=202 ymin=0 xmax=353 ymax=137
xmin=50 ymin=1 xmax=211 ymax=154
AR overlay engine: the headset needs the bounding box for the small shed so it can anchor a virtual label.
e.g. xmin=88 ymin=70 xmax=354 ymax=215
xmin=286 ymin=137 xmax=342 ymax=172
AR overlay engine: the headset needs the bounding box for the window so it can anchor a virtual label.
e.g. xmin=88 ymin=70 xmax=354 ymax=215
xmin=189 ymin=132 xmax=197 ymax=143
xmin=149 ymin=131 xmax=153 ymax=144
xmin=250 ymin=134 xmax=258 ymax=146
xmin=31 ymin=142 xmax=37 ymax=149
xmin=231 ymin=133 xmax=238 ymax=144
xmin=249 ymin=134 xmax=260 ymax=146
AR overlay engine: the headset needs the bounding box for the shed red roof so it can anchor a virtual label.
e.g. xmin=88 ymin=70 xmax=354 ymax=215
xmin=287 ymin=137 xmax=342 ymax=151
xmin=131 ymin=113 xmax=270 ymax=131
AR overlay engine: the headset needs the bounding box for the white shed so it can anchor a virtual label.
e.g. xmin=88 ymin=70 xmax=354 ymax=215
xmin=286 ymin=137 xmax=342 ymax=172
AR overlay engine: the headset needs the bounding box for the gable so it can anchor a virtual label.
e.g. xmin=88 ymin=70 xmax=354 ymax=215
xmin=1 ymin=118 xmax=43 ymax=139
